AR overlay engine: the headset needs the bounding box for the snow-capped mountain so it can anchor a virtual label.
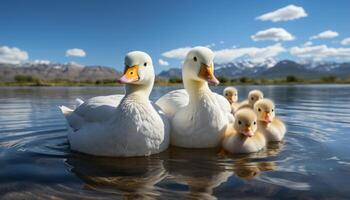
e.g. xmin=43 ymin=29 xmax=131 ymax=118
xmin=158 ymin=60 xmax=350 ymax=79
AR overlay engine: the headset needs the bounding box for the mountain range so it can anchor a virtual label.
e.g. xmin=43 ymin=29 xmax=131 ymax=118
xmin=0 ymin=63 xmax=121 ymax=82
xmin=158 ymin=60 xmax=350 ymax=80
xmin=1 ymin=60 xmax=350 ymax=82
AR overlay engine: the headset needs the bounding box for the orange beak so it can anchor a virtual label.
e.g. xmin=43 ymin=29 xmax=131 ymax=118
xmin=262 ymin=112 xmax=273 ymax=123
xmin=243 ymin=125 xmax=254 ymax=137
xmin=198 ymin=63 xmax=219 ymax=85
xmin=119 ymin=65 xmax=139 ymax=84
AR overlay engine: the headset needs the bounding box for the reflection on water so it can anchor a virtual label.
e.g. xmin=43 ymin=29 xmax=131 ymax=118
xmin=1 ymin=85 xmax=350 ymax=199
xmin=66 ymin=153 xmax=168 ymax=199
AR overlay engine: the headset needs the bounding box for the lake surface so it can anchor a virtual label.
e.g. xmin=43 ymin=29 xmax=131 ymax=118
xmin=1 ymin=85 xmax=350 ymax=199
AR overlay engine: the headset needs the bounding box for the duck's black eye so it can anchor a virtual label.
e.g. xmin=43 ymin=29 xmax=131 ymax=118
xmin=251 ymin=97 xmax=254 ymax=100
xmin=144 ymin=62 xmax=147 ymax=67
xmin=254 ymin=121 xmax=256 ymax=125
xmin=272 ymin=109 xmax=274 ymax=112
xmin=258 ymin=108 xmax=261 ymax=112
xmin=193 ymin=56 xmax=197 ymax=62
xmin=238 ymin=121 xmax=242 ymax=125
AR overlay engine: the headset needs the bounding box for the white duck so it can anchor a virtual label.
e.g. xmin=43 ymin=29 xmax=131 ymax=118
xmin=60 ymin=51 xmax=170 ymax=157
xmin=254 ymin=98 xmax=286 ymax=142
xmin=156 ymin=46 xmax=231 ymax=148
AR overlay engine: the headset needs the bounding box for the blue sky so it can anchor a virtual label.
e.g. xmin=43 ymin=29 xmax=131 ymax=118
xmin=1 ymin=0 xmax=350 ymax=72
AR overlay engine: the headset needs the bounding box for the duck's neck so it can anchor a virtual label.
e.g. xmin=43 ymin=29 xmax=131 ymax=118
xmin=183 ymin=78 xmax=211 ymax=104
xmin=124 ymin=82 xmax=153 ymax=101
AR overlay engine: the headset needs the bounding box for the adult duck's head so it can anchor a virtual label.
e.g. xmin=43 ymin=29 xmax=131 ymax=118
xmin=183 ymin=46 xmax=219 ymax=86
xmin=248 ymin=90 xmax=264 ymax=107
xmin=119 ymin=51 xmax=154 ymax=96
xmin=254 ymin=98 xmax=275 ymax=124
xmin=234 ymin=108 xmax=258 ymax=137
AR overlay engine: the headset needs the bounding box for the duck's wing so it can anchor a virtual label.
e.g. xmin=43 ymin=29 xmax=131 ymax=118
xmin=155 ymin=89 xmax=189 ymax=118
xmin=213 ymin=92 xmax=234 ymax=123
xmin=60 ymin=95 xmax=124 ymax=130
xmin=273 ymin=117 xmax=287 ymax=135
xmin=74 ymin=94 xmax=124 ymax=122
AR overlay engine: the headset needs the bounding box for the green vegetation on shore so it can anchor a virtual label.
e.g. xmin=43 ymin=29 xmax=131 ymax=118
xmin=1 ymin=74 xmax=350 ymax=87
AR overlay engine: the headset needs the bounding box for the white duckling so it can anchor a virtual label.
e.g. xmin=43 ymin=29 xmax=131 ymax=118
xmin=60 ymin=51 xmax=170 ymax=157
xmin=223 ymin=87 xmax=239 ymax=113
xmin=222 ymin=108 xmax=266 ymax=154
xmin=156 ymin=46 xmax=231 ymax=148
xmin=254 ymin=98 xmax=286 ymax=142
xmin=237 ymin=89 xmax=264 ymax=110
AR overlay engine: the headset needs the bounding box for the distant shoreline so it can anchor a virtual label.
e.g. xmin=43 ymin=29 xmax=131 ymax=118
xmin=1 ymin=81 xmax=349 ymax=87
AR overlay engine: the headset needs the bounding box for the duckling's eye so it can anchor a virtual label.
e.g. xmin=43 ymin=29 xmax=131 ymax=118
xmin=238 ymin=121 xmax=242 ymax=125
xmin=272 ymin=109 xmax=274 ymax=112
xmin=254 ymin=121 xmax=256 ymax=125
xmin=144 ymin=62 xmax=147 ymax=67
xmin=193 ymin=56 xmax=197 ymax=62
xmin=258 ymin=108 xmax=261 ymax=112
xmin=225 ymin=93 xmax=228 ymax=96
xmin=251 ymin=97 xmax=254 ymax=100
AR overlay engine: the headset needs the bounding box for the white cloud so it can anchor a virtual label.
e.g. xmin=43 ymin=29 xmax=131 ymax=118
xmin=256 ymin=4 xmax=307 ymax=22
xmin=32 ymin=59 xmax=50 ymax=65
xmin=161 ymin=44 xmax=285 ymax=63
xmin=66 ymin=48 xmax=86 ymax=57
xmin=290 ymin=45 xmax=350 ymax=60
xmin=341 ymin=37 xmax=350 ymax=45
xmin=162 ymin=47 xmax=192 ymax=59
xmin=158 ymin=59 xmax=169 ymax=66
xmin=214 ymin=43 xmax=286 ymax=63
xmin=310 ymin=30 xmax=339 ymax=40
xmin=251 ymin=28 xmax=295 ymax=41
xmin=303 ymin=41 xmax=313 ymax=46
xmin=0 ymin=46 xmax=29 ymax=64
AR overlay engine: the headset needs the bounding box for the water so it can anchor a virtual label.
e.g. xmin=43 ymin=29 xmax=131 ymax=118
xmin=1 ymin=85 xmax=350 ymax=199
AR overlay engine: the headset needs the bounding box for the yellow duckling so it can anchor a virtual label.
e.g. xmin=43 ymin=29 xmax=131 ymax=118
xmin=222 ymin=108 xmax=266 ymax=154
xmin=254 ymin=98 xmax=286 ymax=142
xmin=223 ymin=87 xmax=239 ymax=113
xmin=237 ymin=89 xmax=264 ymax=110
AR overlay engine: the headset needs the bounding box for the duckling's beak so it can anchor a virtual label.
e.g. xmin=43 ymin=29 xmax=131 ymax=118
xmin=119 ymin=65 xmax=139 ymax=84
xmin=243 ymin=125 xmax=254 ymax=137
xmin=198 ymin=63 xmax=219 ymax=85
xmin=262 ymin=112 xmax=273 ymax=123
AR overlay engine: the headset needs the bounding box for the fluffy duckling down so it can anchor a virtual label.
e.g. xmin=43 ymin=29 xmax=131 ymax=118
xmin=237 ymin=90 xmax=264 ymax=110
xmin=254 ymin=98 xmax=286 ymax=142
xmin=223 ymin=87 xmax=239 ymax=113
xmin=222 ymin=108 xmax=266 ymax=154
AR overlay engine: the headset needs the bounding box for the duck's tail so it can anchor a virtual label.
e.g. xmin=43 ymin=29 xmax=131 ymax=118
xmin=75 ymin=98 xmax=84 ymax=108
xmin=59 ymin=105 xmax=73 ymax=117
